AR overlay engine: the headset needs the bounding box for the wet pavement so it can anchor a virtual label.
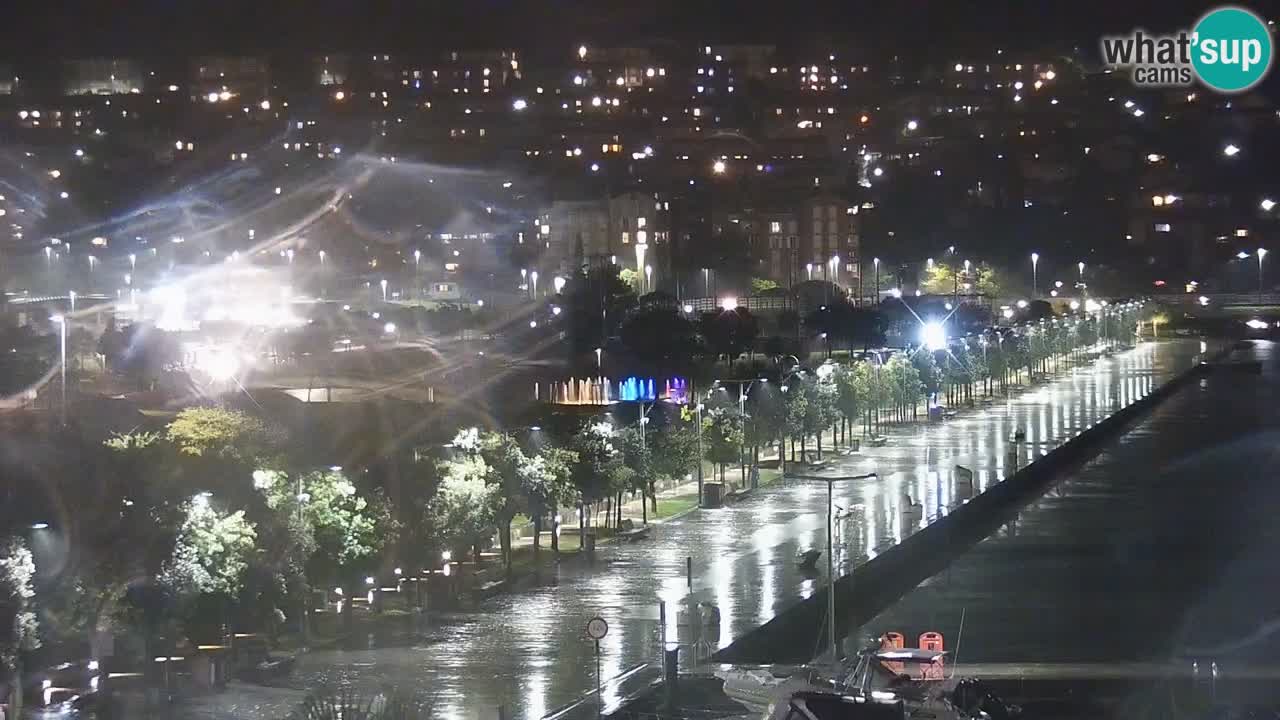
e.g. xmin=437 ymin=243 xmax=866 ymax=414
xmin=863 ymin=340 xmax=1280 ymax=682
xmin=198 ymin=340 xmax=1206 ymax=719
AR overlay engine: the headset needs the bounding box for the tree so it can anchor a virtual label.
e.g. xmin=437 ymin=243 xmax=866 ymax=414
xmin=1 ymin=538 xmax=39 ymax=676
xmin=699 ymin=307 xmax=759 ymax=364
xmin=651 ymin=416 xmax=701 ymax=503
xmin=568 ymin=421 xmax=627 ymax=539
xmin=703 ymin=405 xmax=744 ymax=483
xmin=430 ymin=453 xmax=497 ymax=566
xmin=159 ymin=494 xmax=257 ymax=599
xmin=619 ymin=306 xmax=701 ymax=375
xmin=751 ymin=277 xmax=779 ymax=293
xmin=166 ymin=406 xmax=272 ymax=465
xmin=478 ymin=432 xmax=533 ymax=573
xmin=519 ymin=446 xmax=576 ymax=555
xmin=616 ymin=427 xmax=653 ymax=523
xmin=562 ymin=266 xmax=639 ymax=358
xmin=801 ymin=373 xmax=839 ymax=458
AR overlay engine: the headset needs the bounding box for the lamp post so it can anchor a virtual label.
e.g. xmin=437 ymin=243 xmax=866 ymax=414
xmin=1258 ymin=248 xmax=1268 ymax=298
xmin=380 ymin=278 xmax=388 ymax=302
xmin=790 ymin=471 xmax=878 ymax=666
xmin=873 ymin=257 xmax=880 ymax=304
xmin=1030 ymin=252 xmax=1040 ymax=297
xmin=806 ymin=263 xmax=813 ymax=281
xmin=52 ymin=315 xmax=67 ymax=426
xmin=695 ymin=401 xmax=705 ymax=507
xmin=531 ymin=270 xmax=539 ymax=298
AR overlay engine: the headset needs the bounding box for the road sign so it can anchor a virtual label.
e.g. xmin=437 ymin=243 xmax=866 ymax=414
xmin=586 ymin=616 xmax=609 ymax=640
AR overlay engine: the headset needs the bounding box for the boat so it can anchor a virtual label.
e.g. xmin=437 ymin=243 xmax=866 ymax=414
xmin=717 ymin=646 xmax=1018 ymax=719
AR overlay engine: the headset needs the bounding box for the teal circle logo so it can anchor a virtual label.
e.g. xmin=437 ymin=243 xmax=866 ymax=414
xmin=1191 ymin=6 xmax=1273 ymax=92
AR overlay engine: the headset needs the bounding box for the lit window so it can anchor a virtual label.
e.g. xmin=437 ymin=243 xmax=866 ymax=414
xmin=1235 ymin=228 xmax=1250 ymax=237
xmin=770 ymin=221 xmax=781 ymax=233
xmin=1154 ymin=223 xmax=1171 ymax=233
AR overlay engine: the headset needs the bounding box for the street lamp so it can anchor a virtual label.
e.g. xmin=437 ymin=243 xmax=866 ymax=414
xmin=51 ymin=315 xmax=66 ymax=426
xmin=1258 ymin=248 xmax=1268 ymax=297
xmin=380 ymin=278 xmax=388 ymax=302
xmin=129 ymin=253 xmax=136 ymax=271
xmin=414 ymin=249 xmax=421 ymax=268
xmin=791 ymin=471 xmax=878 ymax=666
xmin=531 ymin=270 xmax=539 ymax=298
xmin=873 ymin=257 xmax=880 ymax=303
xmin=645 ymin=264 xmax=652 ymax=293
xmin=806 ymin=263 xmax=814 ymax=281
xmin=829 ymin=255 xmax=840 ymax=286
xmin=318 ymin=249 xmax=326 ymax=266
xmin=1030 ymin=252 xmax=1040 ymax=297
xmin=69 ymin=290 xmax=76 ymax=312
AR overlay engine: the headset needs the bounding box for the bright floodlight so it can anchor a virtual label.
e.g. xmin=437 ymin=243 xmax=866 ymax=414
xmin=512 ymin=98 xmax=528 ymax=111
xmin=383 ymin=322 xmax=397 ymax=334
xmin=921 ymin=321 xmax=947 ymax=351
xmin=1246 ymin=319 xmax=1268 ymax=330
xmin=201 ymin=350 xmax=240 ymax=382
xmin=712 ymin=160 xmax=727 ymax=174
xmin=720 ymin=297 xmax=738 ymax=311
xmin=1263 ymin=199 xmax=1277 ymax=212
xmin=1223 ymin=144 xmax=1240 ymax=157
xmin=906 ymin=119 xmax=918 ymax=131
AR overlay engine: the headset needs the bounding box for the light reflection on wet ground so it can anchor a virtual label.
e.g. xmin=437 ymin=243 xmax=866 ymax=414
xmin=865 ymin=340 xmax=1280 ymax=672
xmin=198 ymin=341 xmax=1204 ymax=719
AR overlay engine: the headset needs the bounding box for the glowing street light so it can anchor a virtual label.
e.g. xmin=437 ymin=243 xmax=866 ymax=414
xmin=595 ymin=347 xmax=603 ymax=370
xmin=1263 ymin=199 xmax=1277 ymax=212
xmin=644 ymin=264 xmax=652 ymax=292
xmin=129 ymin=253 xmax=136 ymax=271
xmin=1030 ymin=252 xmax=1040 ymax=296
xmin=921 ymin=321 xmax=947 ymax=351
xmin=1258 ymin=248 xmax=1269 ymax=297
xmin=383 ymin=322 xmax=397 ymax=335
xmin=1223 ymin=144 xmax=1241 ymax=157
xmin=806 ymin=263 xmax=813 ymax=281
xmin=720 ymin=297 xmax=739 ymax=311
xmin=530 ymin=270 xmax=539 ymax=298
xmin=380 ymin=278 xmax=388 ymax=301
xmin=906 ymin=119 xmax=918 ymax=131
xmin=712 ymin=160 xmax=727 ymax=174
xmin=286 ymin=248 xmax=294 ymax=265
xmin=414 ymin=249 xmax=421 ymax=268
xmin=318 ymin=250 xmax=326 ymax=265
xmin=512 ymin=98 xmax=528 ymax=111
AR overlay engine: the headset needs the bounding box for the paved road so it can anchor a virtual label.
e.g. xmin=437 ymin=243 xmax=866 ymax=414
xmin=212 ymin=340 xmax=1206 ymax=719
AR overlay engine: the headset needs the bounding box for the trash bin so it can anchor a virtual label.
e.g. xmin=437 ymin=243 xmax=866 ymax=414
xmin=703 ymin=482 xmax=724 ymax=508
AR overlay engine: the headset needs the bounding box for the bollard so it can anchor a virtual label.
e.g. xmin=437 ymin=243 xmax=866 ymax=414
xmin=663 ymin=644 xmax=680 ymax=709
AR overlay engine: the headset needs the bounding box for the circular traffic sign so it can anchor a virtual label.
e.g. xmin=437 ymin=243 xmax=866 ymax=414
xmin=586 ymin=616 xmax=609 ymax=640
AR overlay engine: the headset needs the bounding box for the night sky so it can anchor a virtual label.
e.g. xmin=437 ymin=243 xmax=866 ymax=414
xmin=2 ymin=0 xmax=1233 ymax=59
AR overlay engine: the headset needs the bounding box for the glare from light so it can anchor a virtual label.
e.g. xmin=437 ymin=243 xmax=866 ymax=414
xmin=906 ymin=120 xmax=918 ymax=130
xmin=1223 ymin=144 xmax=1240 ymax=157
xmin=1002 ymin=308 xmax=1014 ymax=319
xmin=1016 ymin=299 xmax=1028 ymax=308
xmin=383 ymin=322 xmax=397 ymax=334
xmin=682 ymin=303 xmax=693 ymax=313
xmin=890 ymin=287 xmax=902 ymax=298
xmin=1198 ymin=296 xmax=1210 ymax=306
xmin=1069 ymin=300 xmax=1080 ymax=310
xmin=921 ymin=321 xmax=947 ymax=351
xmin=1262 ymin=199 xmax=1277 ymax=212
xmin=712 ymin=160 xmax=726 ymax=174
xmin=1246 ymin=319 xmax=1268 ymax=330
xmin=512 ymin=98 xmax=528 ymax=111
xmin=720 ymin=297 xmax=738 ymax=311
